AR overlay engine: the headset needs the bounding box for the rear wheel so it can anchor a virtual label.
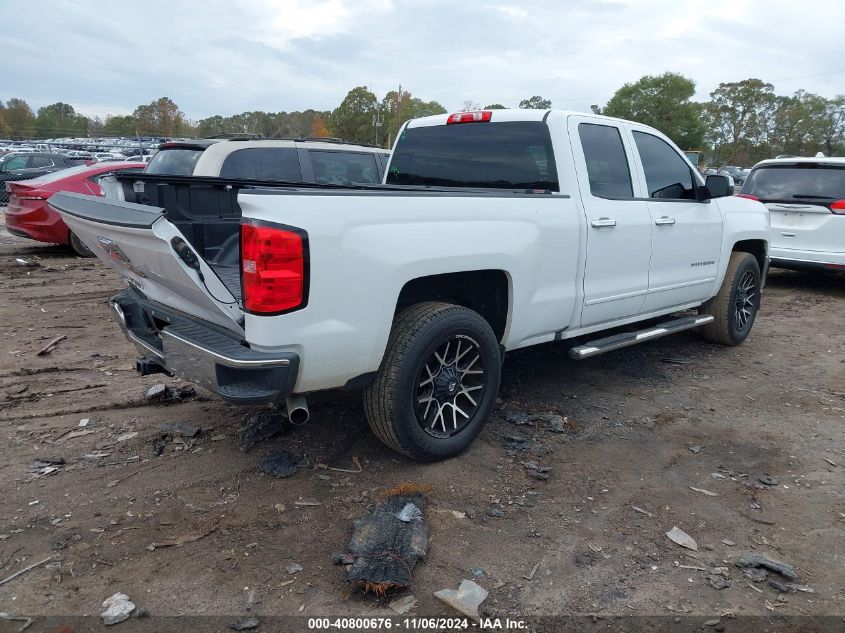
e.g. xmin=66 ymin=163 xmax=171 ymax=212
xmin=363 ymin=302 xmax=501 ymax=462
xmin=699 ymin=251 xmax=761 ymax=345
xmin=69 ymin=231 xmax=95 ymax=258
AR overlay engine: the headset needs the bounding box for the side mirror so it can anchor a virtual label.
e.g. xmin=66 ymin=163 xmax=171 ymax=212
xmin=705 ymin=174 xmax=733 ymax=198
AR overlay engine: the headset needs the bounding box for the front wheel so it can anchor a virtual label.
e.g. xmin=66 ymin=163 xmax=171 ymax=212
xmin=363 ymin=302 xmax=501 ymax=462
xmin=699 ymin=251 xmax=761 ymax=345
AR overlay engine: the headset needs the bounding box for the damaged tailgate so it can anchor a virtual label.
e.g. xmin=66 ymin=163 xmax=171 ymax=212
xmin=49 ymin=191 xmax=243 ymax=332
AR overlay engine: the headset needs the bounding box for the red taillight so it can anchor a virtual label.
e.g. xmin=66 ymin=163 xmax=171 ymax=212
xmin=831 ymin=199 xmax=845 ymax=214
xmin=446 ymin=111 xmax=493 ymax=124
xmin=736 ymin=193 xmax=759 ymax=201
xmin=241 ymin=223 xmax=307 ymax=314
xmin=6 ymin=184 xmax=46 ymax=200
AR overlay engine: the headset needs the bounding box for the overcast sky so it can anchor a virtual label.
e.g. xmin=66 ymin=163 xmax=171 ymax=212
xmin=3 ymin=0 xmax=844 ymax=121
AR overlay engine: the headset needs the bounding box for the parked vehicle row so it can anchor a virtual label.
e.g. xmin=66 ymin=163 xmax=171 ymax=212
xmin=3 ymin=137 xmax=389 ymax=257
xmin=703 ymin=165 xmax=749 ymax=186
xmin=50 ymin=109 xmax=768 ymax=462
xmin=1 ymin=136 xmax=161 ymax=156
xmin=0 ymin=153 xmax=95 ymax=204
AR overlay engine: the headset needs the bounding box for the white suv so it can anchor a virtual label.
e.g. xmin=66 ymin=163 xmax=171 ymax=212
xmin=740 ymin=156 xmax=845 ymax=272
xmin=144 ymin=138 xmax=390 ymax=185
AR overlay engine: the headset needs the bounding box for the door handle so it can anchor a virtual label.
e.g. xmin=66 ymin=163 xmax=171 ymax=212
xmin=655 ymin=216 xmax=676 ymax=226
xmin=591 ymin=217 xmax=617 ymax=228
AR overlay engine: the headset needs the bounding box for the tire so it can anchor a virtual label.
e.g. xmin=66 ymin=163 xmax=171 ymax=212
xmin=699 ymin=251 xmax=761 ymax=345
xmin=363 ymin=301 xmax=501 ymax=462
xmin=69 ymin=231 xmax=96 ymax=258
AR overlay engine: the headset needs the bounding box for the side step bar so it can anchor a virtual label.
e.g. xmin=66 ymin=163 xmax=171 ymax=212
xmin=569 ymin=315 xmax=714 ymax=360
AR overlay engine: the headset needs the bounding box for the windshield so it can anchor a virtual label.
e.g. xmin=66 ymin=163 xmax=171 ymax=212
xmin=145 ymin=148 xmax=203 ymax=176
xmin=742 ymin=164 xmax=845 ymax=201
xmin=386 ymin=121 xmax=558 ymax=191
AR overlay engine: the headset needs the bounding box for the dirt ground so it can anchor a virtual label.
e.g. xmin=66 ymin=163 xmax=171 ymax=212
xmin=1 ymin=213 xmax=843 ymax=625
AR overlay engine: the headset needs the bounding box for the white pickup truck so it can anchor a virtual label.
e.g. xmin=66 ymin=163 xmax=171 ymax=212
xmin=50 ymin=109 xmax=769 ymax=461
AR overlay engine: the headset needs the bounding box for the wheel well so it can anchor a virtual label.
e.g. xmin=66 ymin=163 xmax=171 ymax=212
xmin=733 ymin=239 xmax=767 ymax=272
xmin=395 ymin=270 xmax=510 ymax=342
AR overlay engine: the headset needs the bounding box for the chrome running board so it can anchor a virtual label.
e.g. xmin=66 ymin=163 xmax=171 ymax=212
xmin=569 ymin=315 xmax=714 ymax=360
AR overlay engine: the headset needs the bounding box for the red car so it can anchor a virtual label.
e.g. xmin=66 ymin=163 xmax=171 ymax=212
xmin=5 ymin=162 xmax=143 ymax=256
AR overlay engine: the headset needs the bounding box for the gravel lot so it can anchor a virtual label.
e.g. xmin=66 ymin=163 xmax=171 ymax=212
xmin=1 ymin=214 xmax=843 ymax=624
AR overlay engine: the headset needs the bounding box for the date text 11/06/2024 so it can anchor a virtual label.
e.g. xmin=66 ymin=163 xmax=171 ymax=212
xmin=307 ymin=617 xmax=528 ymax=629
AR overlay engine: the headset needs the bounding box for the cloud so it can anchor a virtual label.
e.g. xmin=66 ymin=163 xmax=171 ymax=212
xmin=1 ymin=0 xmax=843 ymax=121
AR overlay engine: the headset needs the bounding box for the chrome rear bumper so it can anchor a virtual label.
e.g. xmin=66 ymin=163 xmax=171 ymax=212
xmin=109 ymin=290 xmax=299 ymax=405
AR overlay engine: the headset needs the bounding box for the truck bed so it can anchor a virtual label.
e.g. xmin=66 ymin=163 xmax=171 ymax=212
xmin=210 ymin=263 xmax=242 ymax=299
xmin=112 ymin=171 xmax=553 ymax=290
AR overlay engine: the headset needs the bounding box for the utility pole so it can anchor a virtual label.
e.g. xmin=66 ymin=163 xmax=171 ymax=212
xmin=372 ymin=107 xmax=382 ymax=146
xmin=387 ymin=83 xmax=402 ymax=149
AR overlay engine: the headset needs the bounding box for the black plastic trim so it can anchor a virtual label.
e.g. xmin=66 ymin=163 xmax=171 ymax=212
xmin=113 ymin=172 xmax=569 ymax=198
xmin=590 ymin=193 xmax=710 ymax=203
xmin=245 ymin=188 xmax=567 ymax=198
xmin=48 ymin=191 xmax=164 ymax=228
xmin=343 ymin=371 xmax=377 ymax=391
xmin=770 ymin=258 xmax=845 ymax=273
xmin=5 ymin=226 xmax=34 ymax=239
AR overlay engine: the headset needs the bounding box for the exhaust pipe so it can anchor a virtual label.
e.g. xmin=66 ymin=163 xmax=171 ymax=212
xmin=286 ymin=394 xmax=310 ymax=426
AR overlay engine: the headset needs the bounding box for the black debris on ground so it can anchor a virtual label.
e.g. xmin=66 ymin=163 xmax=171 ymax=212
xmin=145 ymin=383 xmax=197 ymax=404
xmin=230 ymin=616 xmax=259 ymax=630
xmin=157 ymin=422 xmax=201 ymax=437
xmin=522 ymin=460 xmax=551 ymax=480
xmin=338 ymin=483 xmax=430 ymax=595
xmin=743 ymin=567 xmax=768 ymax=582
xmin=259 ymin=451 xmax=305 ymax=478
xmin=504 ymin=412 xmax=530 ymax=426
xmin=239 ymin=412 xmax=285 ymax=453
xmin=735 ymin=554 xmax=797 ymax=580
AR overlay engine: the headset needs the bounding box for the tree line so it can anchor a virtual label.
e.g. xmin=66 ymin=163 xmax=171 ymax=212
xmin=595 ymin=73 xmax=844 ymax=166
xmin=0 ymin=96 xmax=196 ymax=140
xmin=2 ymin=77 xmax=843 ymax=166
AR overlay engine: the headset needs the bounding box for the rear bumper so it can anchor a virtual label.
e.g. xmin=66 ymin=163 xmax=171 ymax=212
xmin=110 ymin=288 xmax=299 ymax=404
xmin=770 ymin=248 xmax=845 ymax=272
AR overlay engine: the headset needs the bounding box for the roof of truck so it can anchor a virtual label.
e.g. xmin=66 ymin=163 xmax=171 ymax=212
xmin=752 ymin=156 xmax=845 ymax=169
xmin=406 ymin=108 xmax=640 ymax=129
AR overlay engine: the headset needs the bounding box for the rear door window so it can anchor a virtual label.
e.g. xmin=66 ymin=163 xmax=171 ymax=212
xmin=219 ymin=148 xmax=302 ymax=182
xmin=742 ymin=164 xmax=845 ymax=202
xmin=386 ymin=121 xmax=559 ymax=191
xmin=29 ymin=155 xmax=54 ymax=169
xmin=578 ymin=123 xmax=633 ymax=198
xmin=3 ymin=156 xmax=29 ymax=170
xmin=633 ymin=131 xmax=697 ymax=200
xmin=146 ymin=149 xmax=204 ymax=176
xmin=308 ymin=151 xmax=379 ymax=184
